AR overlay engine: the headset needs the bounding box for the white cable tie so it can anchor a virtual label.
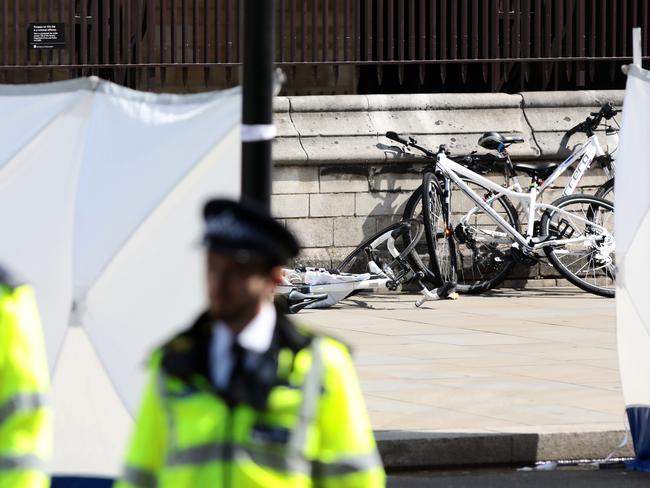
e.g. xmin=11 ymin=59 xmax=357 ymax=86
xmin=241 ymin=124 xmax=277 ymax=142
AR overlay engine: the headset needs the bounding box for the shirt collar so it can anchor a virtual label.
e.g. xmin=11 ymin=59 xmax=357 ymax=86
xmin=213 ymin=301 xmax=277 ymax=354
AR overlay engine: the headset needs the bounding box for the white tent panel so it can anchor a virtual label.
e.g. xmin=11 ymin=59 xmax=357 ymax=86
xmin=73 ymin=85 xmax=241 ymax=295
xmin=0 ymin=91 xmax=94 ymax=369
xmin=50 ymin=327 xmax=132 ymax=477
xmin=0 ymin=80 xmax=84 ymax=172
xmin=82 ymin=127 xmax=241 ymax=413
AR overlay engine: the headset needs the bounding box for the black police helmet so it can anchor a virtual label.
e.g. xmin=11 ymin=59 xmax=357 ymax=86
xmin=202 ymin=198 xmax=300 ymax=267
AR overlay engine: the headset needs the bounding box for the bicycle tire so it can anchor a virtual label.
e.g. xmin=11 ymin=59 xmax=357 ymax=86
xmin=421 ymin=172 xmax=457 ymax=285
xmin=335 ymin=219 xmax=435 ymax=283
xmin=402 ymin=179 xmax=453 ymax=286
xmin=595 ymin=177 xmax=615 ymax=201
xmin=540 ymin=194 xmax=615 ymax=298
xmin=444 ymin=176 xmax=520 ymax=294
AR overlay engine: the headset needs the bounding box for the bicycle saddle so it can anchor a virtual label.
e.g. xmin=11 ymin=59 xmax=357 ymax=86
xmin=512 ymin=161 xmax=559 ymax=178
xmin=478 ymin=132 xmax=525 ymax=150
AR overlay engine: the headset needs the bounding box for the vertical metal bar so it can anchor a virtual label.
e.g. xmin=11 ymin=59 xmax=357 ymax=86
xmin=225 ymin=0 xmax=232 ymax=80
xmin=565 ymin=0 xmax=573 ymax=81
xmin=588 ymin=0 xmax=595 ymax=81
xmin=238 ymin=0 xmax=243 ymax=64
xmin=289 ymin=0 xmax=296 ymax=82
xmin=621 ymin=0 xmax=627 ymax=56
xmin=491 ymin=0 xmax=499 ymax=90
xmin=113 ymin=0 xmax=120 ymax=78
xmin=278 ymin=0 xmax=284 ymax=62
xmin=134 ymin=0 xmax=142 ymax=86
xmin=409 ymin=0 xmax=415 ymax=61
xmin=47 ymin=0 xmax=54 ymax=73
xmin=388 ymin=0 xmax=393 ymax=60
xmin=343 ymin=0 xmax=349 ymax=61
xmin=576 ymin=0 xmax=585 ymax=86
xmin=481 ymin=0 xmax=490 ymax=83
xmin=312 ymin=0 xmax=318 ymax=81
xmin=398 ymin=0 xmax=404 ymax=83
xmin=301 ymin=0 xmax=306 ymax=62
xmin=430 ymin=0 xmax=436 ymax=62
xmin=418 ymin=0 xmax=425 ymax=84
xmin=2 ymin=0 xmax=8 ymax=77
xmin=68 ymin=0 xmax=75 ymax=68
xmin=610 ymin=0 xmax=617 ymax=80
xmin=103 ymin=0 xmax=109 ymax=66
xmin=641 ymin=0 xmax=650 ymax=58
xmin=333 ymin=0 xmax=339 ymax=81
xmin=377 ymin=0 xmax=383 ymax=83
xmin=92 ymin=0 xmax=99 ymax=74
xmin=203 ymin=0 xmax=209 ymax=85
xmin=181 ymin=0 xmax=186 ymax=64
xmin=440 ymin=0 xmax=447 ymax=82
xmin=323 ymin=0 xmax=328 ymax=61
xmin=193 ymin=0 xmax=199 ymax=64
xmin=355 ymin=0 xmax=360 ymax=70
xmin=216 ymin=0 xmax=222 ymax=63
xmin=81 ymin=0 xmax=87 ymax=66
xmin=461 ymin=0 xmax=468 ymax=83
xmin=364 ymin=0 xmax=371 ymax=60
xmin=161 ymin=0 xmax=167 ymax=85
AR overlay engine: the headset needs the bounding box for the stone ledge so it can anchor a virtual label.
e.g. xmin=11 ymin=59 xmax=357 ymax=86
xmin=376 ymin=429 xmax=633 ymax=470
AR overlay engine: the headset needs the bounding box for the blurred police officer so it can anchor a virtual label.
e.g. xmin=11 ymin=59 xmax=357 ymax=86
xmin=116 ymin=199 xmax=385 ymax=487
xmin=0 ymin=265 xmax=51 ymax=488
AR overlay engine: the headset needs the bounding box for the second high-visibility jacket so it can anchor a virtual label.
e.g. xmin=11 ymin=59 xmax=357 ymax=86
xmin=116 ymin=310 xmax=385 ymax=487
xmin=0 ymin=265 xmax=51 ymax=488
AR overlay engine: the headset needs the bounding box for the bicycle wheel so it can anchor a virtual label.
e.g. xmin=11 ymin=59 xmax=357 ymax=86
xmin=446 ymin=176 xmax=520 ymax=294
xmin=421 ymin=172 xmax=457 ymax=285
xmin=595 ymin=177 xmax=614 ymax=201
xmin=539 ymin=194 xmax=615 ymax=298
xmin=335 ymin=219 xmax=433 ymax=284
xmin=402 ymin=184 xmax=438 ymax=282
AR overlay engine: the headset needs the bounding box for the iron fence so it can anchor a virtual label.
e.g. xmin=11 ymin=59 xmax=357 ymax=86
xmin=0 ymin=0 xmax=648 ymax=93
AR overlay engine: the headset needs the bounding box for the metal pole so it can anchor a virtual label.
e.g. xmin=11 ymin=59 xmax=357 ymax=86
xmin=241 ymin=0 xmax=275 ymax=211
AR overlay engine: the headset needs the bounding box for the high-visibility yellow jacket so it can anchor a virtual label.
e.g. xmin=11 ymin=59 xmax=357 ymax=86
xmin=0 ymin=266 xmax=51 ymax=488
xmin=116 ymin=311 xmax=385 ymax=487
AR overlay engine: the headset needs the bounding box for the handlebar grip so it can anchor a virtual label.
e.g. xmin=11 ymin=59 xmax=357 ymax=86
xmin=385 ymin=131 xmax=409 ymax=145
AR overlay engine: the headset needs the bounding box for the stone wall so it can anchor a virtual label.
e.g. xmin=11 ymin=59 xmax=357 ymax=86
xmin=270 ymin=89 xmax=624 ymax=285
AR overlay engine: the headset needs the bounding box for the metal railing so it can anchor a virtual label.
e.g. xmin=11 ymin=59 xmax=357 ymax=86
xmin=1 ymin=0 xmax=648 ymax=93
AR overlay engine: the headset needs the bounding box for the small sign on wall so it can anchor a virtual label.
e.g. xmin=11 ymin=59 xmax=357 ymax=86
xmin=28 ymin=23 xmax=65 ymax=49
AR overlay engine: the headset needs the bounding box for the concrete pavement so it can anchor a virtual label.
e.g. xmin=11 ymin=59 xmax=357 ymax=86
xmin=297 ymin=288 xmax=632 ymax=468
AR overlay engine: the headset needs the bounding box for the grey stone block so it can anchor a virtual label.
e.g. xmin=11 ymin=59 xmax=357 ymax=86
xmin=355 ymin=192 xmax=411 ymax=217
xmin=293 ymin=247 xmax=332 ymax=269
xmin=319 ymin=169 xmax=369 ymax=193
xmin=310 ymin=193 xmax=355 ymax=217
xmin=370 ymin=170 xmax=421 ymax=192
xmin=286 ymin=218 xmax=334 ymax=247
xmin=290 ymin=110 xmax=375 ymax=137
xmin=333 ymin=216 xmax=377 ymax=247
xmin=271 ymin=194 xmax=309 ymax=219
xmin=300 ymin=135 xmax=383 ymax=164
xmin=366 ymin=92 xmax=521 ymax=111
xmin=273 ymin=137 xmax=308 ymax=164
xmin=520 ymin=90 xmax=624 ymax=108
xmin=272 ymin=166 xmax=319 ymax=194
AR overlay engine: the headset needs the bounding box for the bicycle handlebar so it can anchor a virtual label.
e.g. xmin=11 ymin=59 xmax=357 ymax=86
xmin=565 ymin=102 xmax=620 ymax=138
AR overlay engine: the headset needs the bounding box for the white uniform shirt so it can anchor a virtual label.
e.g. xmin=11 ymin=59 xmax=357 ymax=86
xmin=209 ymin=301 xmax=277 ymax=389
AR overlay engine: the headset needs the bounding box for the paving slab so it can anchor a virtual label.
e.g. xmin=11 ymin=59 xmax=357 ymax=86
xmin=297 ymin=288 xmax=632 ymax=468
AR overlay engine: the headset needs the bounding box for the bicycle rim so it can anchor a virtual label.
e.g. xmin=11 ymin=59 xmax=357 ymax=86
xmin=541 ymin=195 xmax=615 ymax=297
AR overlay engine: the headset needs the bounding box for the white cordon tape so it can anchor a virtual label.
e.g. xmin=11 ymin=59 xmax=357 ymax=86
xmin=241 ymin=124 xmax=277 ymax=142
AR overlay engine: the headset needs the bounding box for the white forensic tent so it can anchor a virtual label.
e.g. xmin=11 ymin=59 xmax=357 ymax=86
xmin=0 ymin=77 xmax=241 ymax=476
xmin=616 ymin=32 xmax=650 ymax=472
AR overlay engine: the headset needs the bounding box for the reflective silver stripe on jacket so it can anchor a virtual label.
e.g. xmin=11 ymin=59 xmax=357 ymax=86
xmin=288 ymin=337 xmax=324 ymax=454
xmin=166 ymin=442 xmax=381 ymax=477
xmin=0 ymin=393 xmax=47 ymax=424
xmin=313 ymin=451 xmax=384 ymax=477
xmin=0 ymin=454 xmax=46 ymax=471
xmin=121 ymin=465 xmax=157 ymax=487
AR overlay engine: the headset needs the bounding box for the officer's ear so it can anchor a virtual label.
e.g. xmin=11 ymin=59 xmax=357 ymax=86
xmin=270 ymin=266 xmax=284 ymax=286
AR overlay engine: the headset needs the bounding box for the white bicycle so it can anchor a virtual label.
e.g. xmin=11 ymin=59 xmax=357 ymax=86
xmin=387 ymin=132 xmax=615 ymax=298
xmin=400 ymin=104 xmax=619 ymax=293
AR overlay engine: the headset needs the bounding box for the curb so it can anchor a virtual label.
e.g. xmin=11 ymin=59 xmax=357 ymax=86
xmin=376 ymin=430 xmax=633 ymax=470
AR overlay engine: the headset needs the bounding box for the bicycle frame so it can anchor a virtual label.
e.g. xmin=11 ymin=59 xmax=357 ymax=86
xmin=436 ymin=154 xmax=611 ymax=254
